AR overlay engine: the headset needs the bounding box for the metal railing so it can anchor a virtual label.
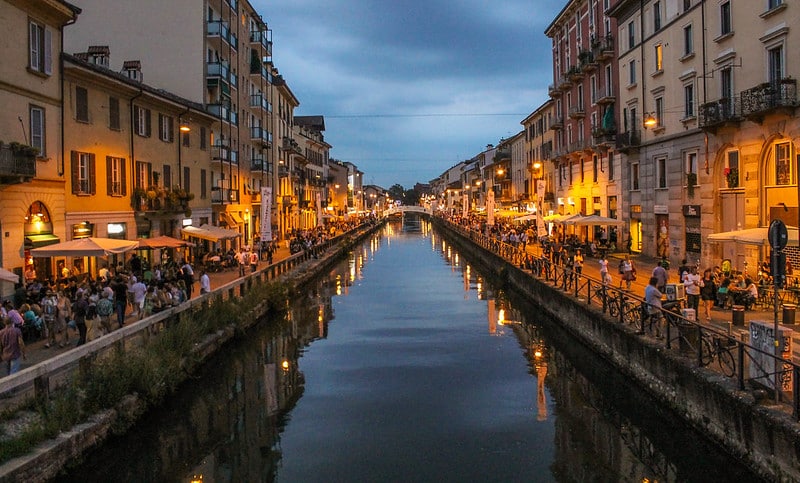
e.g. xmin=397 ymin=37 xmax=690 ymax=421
xmin=441 ymin=217 xmax=800 ymax=419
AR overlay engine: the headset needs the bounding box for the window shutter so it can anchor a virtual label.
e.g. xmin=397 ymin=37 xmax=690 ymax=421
xmin=89 ymin=153 xmax=96 ymax=195
xmin=44 ymin=28 xmax=52 ymax=75
xmin=121 ymin=160 xmax=127 ymax=196
xmin=29 ymin=23 xmax=37 ymax=70
xmin=71 ymin=151 xmax=79 ymax=193
xmin=168 ymin=116 xmax=174 ymax=142
xmin=145 ymin=109 xmax=151 ymax=137
xmin=158 ymin=114 xmax=164 ymax=140
xmin=106 ymin=156 xmax=113 ymax=195
xmin=134 ymin=106 xmax=140 ymax=135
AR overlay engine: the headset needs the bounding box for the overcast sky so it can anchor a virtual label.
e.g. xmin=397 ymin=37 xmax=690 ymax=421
xmin=254 ymin=0 xmax=563 ymax=189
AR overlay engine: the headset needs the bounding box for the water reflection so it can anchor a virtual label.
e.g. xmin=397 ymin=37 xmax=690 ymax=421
xmin=60 ymin=221 xmax=759 ymax=482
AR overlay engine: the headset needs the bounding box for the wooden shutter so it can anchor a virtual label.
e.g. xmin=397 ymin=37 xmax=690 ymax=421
xmin=121 ymin=160 xmax=127 ymax=196
xmin=70 ymin=151 xmax=79 ymax=193
xmin=43 ymin=28 xmax=52 ymax=75
xmin=133 ymin=106 xmax=141 ymax=135
xmin=168 ymin=116 xmax=174 ymax=142
xmin=89 ymin=153 xmax=96 ymax=195
xmin=184 ymin=167 xmax=191 ymax=193
xmin=106 ymin=156 xmax=113 ymax=195
xmin=109 ymin=97 xmax=120 ymax=130
xmin=145 ymin=109 xmax=151 ymax=137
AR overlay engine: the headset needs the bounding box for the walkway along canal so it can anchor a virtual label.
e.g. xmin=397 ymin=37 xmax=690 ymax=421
xmin=432 ymin=214 xmax=800 ymax=482
xmin=0 ymin=221 xmax=381 ymax=482
xmin=59 ymin=220 xmax=760 ymax=481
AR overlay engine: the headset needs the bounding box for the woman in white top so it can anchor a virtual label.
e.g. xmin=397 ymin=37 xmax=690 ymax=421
xmin=621 ymin=255 xmax=635 ymax=290
xmin=599 ymin=256 xmax=611 ymax=286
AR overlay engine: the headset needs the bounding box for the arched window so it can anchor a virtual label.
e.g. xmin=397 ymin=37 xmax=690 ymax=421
xmin=24 ymin=201 xmax=53 ymax=235
xmin=771 ymin=141 xmax=795 ymax=186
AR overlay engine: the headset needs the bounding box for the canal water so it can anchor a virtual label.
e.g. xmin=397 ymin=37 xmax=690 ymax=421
xmin=59 ymin=220 xmax=762 ymax=482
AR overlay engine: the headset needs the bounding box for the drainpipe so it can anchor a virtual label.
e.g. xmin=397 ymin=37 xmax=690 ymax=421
xmin=60 ymin=16 xmax=79 ymax=177
xmin=177 ymin=106 xmax=191 ymax=189
xmin=129 ymin=87 xmax=144 ymax=195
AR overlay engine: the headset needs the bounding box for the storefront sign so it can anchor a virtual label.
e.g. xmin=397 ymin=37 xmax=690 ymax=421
xmin=72 ymin=222 xmax=94 ymax=239
xmin=683 ymin=205 xmax=701 ymax=218
xmin=654 ymin=205 xmax=669 ymax=214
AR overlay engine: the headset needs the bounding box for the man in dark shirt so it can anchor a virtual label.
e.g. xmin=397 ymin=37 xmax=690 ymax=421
xmin=110 ymin=275 xmax=129 ymax=328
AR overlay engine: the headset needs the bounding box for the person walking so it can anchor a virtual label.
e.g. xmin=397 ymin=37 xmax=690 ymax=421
xmin=684 ymin=266 xmax=703 ymax=313
xmin=599 ymin=255 xmax=612 ymax=286
xmin=573 ymin=249 xmax=584 ymax=276
xmin=96 ymin=291 xmax=115 ymax=336
xmin=238 ymin=248 xmax=248 ymax=277
xmin=72 ymin=291 xmax=89 ymax=346
xmin=652 ymin=261 xmax=668 ymax=293
xmin=41 ymin=289 xmax=58 ymax=349
xmin=199 ymin=269 xmax=211 ymax=294
xmin=181 ymin=260 xmax=195 ymax=298
xmin=621 ymin=255 xmax=635 ymax=290
xmin=249 ymin=249 xmax=259 ymax=273
xmin=110 ymin=275 xmax=128 ymax=328
xmin=644 ymin=276 xmax=664 ymax=338
xmin=0 ymin=316 xmax=25 ymax=376
xmin=266 ymin=241 xmax=274 ymax=265
xmin=700 ymin=269 xmax=717 ymax=322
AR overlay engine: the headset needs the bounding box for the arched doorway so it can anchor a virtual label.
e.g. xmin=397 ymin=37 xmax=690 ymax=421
xmin=23 ymin=200 xmax=59 ymax=281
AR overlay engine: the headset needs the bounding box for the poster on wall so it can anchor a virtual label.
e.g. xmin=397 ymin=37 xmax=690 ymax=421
xmin=316 ymin=192 xmax=322 ymax=226
xmin=260 ymin=187 xmax=272 ymax=242
xmin=462 ymin=193 xmax=469 ymax=218
xmin=536 ymin=180 xmax=546 ymax=237
xmin=487 ymin=190 xmax=495 ymax=226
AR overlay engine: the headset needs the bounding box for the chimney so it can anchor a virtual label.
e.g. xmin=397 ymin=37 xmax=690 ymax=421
xmin=87 ymin=45 xmax=110 ymax=67
xmin=122 ymin=60 xmax=143 ymax=82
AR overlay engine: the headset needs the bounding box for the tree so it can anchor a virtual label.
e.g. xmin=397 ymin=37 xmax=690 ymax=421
xmin=404 ymin=189 xmax=420 ymax=205
xmin=388 ymin=184 xmax=405 ymax=202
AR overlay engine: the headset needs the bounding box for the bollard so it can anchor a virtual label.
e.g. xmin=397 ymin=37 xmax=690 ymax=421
xmin=732 ymin=305 xmax=745 ymax=327
xmin=783 ymin=304 xmax=797 ymax=325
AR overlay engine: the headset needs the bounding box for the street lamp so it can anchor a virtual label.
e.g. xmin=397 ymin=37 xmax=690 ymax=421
xmin=643 ymin=112 xmax=657 ymax=129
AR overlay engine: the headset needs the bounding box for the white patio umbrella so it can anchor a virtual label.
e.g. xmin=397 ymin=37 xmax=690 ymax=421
xmin=30 ymin=237 xmax=139 ymax=257
xmin=0 ymin=267 xmax=19 ymax=284
xmin=569 ymin=214 xmax=625 ymax=226
xmin=707 ymin=226 xmax=799 ymax=246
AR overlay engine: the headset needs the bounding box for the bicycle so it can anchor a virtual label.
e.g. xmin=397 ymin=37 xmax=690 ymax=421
xmin=700 ymin=335 xmax=736 ymax=377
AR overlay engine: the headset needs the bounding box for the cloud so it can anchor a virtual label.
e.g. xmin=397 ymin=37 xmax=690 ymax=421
xmin=254 ymin=0 xmax=562 ymax=188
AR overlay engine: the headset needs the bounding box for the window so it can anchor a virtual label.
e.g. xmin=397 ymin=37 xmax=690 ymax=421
xmin=106 ymin=156 xmax=126 ymax=196
xmin=720 ymin=2 xmax=732 ymax=35
xmin=590 ymin=75 xmax=597 ymax=104
xmin=182 ymin=132 xmax=190 ymax=147
xmin=109 ymin=96 xmax=120 ymax=130
xmin=726 ymin=150 xmax=739 ymax=188
xmin=769 ymin=0 xmax=783 ymax=9
xmin=608 ymin=195 xmax=617 ymax=218
xmin=200 ymin=126 xmax=207 ymax=150
xmin=628 ymin=21 xmax=635 ymax=49
xmin=609 ymin=153 xmax=615 ymax=180
xmin=580 ymin=159 xmax=585 ymax=183
xmin=631 ymin=162 xmax=640 ymax=190
xmin=134 ymin=106 xmax=151 ymax=137
xmin=135 ymin=161 xmax=152 ymax=189
xmin=29 ymin=105 xmax=45 ymax=155
xmin=686 ymin=151 xmax=698 ymax=178
xmin=684 ymin=84 xmax=695 ymax=118
xmin=71 ymin=151 xmax=95 ymax=194
xmin=200 ymin=169 xmax=207 ymax=199
xmin=158 ymin=114 xmax=174 ymax=142
xmin=628 ymin=59 xmax=636 ymax=85
xmin=75 ymin=86 xmax=89 ymax=122
xmin=721 ymin=67 xmax=733 ymax=107
xmin=655 ymin=97 xmax=664 ymax=127
xmin=683 ymin=25 xmax=693 ymax=56
xmin=605 ymin=65 xmax=613 ymax=96
xmin=653 ymin=1 xmax=662 ymax=31
xmin=592 ymin=154 xmax=599 ymax=183
xmin=28 ymin=20 xmax=51 ymax=75
xmin=684 ymin=0 xmax=691 ymax=11
xmin=656 ymin=156 xmax=667 ymax=188
xmin=654 ymin=44 xmax=663 ymax=72
xmin=768 ymin=45 xmax=784 ymax=84
xmin=775 ymin=142 xmax=792 ymax=185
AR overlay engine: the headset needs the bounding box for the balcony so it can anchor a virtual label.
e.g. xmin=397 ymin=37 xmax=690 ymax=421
xmin=591 ymin=128 xmax=616 ymax=148
xmin=250 ymin=93 xmax=271 ymax=112
xmin=250 ymin=157 xmax=270 ymax=172
xmin=568 ymin=106 xmax=585 ymax=119
xmin=211 ymin=187 xmax=239 ymax=204
xmin=595 ymin=90 xmax=615 ymax=105
xmin=740 ymin=78 xmax=798 ymax=122
xmin=591 ymin=35 xmax=615 ymax=61
xmin=131 ymin=187 xmax=194 ymax=213
xmin=282 ymin=136 xmax=302 ymax=154
xmin=212 ymin=145 xmax=238 ymax=164
xmin=558 ymin=74 xmax=573 ymax=91
xmin=615 ymin=130 xmax=641 ymax=153
xmin=249 ymin=29 xmax=273 ymax=57
xmin=567 ymin=65 xmax=584 ymax=82
xmin=207 ymin=62 xmax=237 ymax=92
xmin=550 ymin=116 xmax=564 ymax=130
xmin=579 ymin=50 xmax=597 ymax=73
xmin=699 ymin=97 xmax=741 ymax=130
xmin=208 ymin=103 xmax=233 ymax=123
xmin=0 ymin=143 xmax=36 ymax=184
xmin=249 ymin=57 xmax=273 ymax=82
xmin=568 ymin=139 xmax=590 ymax=155
xmin=207 ymin=20 xmax=237 ymax=49
xmin=548 ymin=84 xmax=560 ymax=98
xmin=250 ymin=126 xmax=273 ymax=148
xmin=278 ymin=165 xmax=290 ymax=178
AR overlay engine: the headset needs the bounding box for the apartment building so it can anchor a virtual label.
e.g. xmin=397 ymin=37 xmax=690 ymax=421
xmin=546 ymin=0 xmax=621 ymax=244
xmin=64 ymin=0 xmax=278 ymax=243
xmin=609 ymin=0 xmax=799 ymax=270
xmin=62 ymin=51 xmax=216 ymax=273
xmin=509 ymin=131 xmax=528 ymax=208
xmin=522 ymin=100 xmax=556 ymax=235
xmin=0 ymin=0 xmax=80 ymax=280
xmin=293 ymin=116 xmax=331 ymax=230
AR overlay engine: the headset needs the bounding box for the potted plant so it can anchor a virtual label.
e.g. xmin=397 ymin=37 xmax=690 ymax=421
xmin=724 ymin=167 xmax=738 ymax=188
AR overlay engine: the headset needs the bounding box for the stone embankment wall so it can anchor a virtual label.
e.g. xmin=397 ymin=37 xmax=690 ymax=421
xmin=433 ymin=218 xmax=800 ymax=483
xmin=0 ymin=222 xmax=384 ymax=483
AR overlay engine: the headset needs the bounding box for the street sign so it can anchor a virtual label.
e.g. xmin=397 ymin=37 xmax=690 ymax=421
xmin=769 ymin=219 xmax=788 ymax=251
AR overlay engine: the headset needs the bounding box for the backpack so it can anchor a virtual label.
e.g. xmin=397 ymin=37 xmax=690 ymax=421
xmin=96 ymin=298 xmax=114 ymax=317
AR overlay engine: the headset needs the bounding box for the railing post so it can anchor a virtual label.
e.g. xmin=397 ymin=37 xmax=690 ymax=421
xmin=738 ymin=342 xmax=746 ymax=390
xmin=794 ymin=367 xmax=800 ymax=420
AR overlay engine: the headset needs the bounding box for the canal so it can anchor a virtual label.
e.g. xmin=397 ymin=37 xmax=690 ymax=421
xmin=59 ymin=220 xmax=762 ymax=482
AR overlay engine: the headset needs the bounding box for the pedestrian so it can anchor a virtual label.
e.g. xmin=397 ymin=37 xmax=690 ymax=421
xmin=599 ymin=255 xmax=611 ymax=286
xmin=266 ymin=240 xmax=274 ymax=265
xmin=110 ymin=275 xmax=128 ymax=328
xmin=573 ymin=249 xmax=584 ymax=276
xmin=249 ymin=249 xmax=259 ymax=273
xmin=56 ymin=288 xmax=71 ymax=346
xmin=72 ymin=291 xmax=89 ymax=346
xmin=131 ymin=277 xmax=147 ymax=319
xmin=684 ymin=266 xmax=703 ymax=313
xmin=652 ymin=261 xmax=668 ymax=293
xmin=644 ymin=276 xmax=664 ymax=338
xmin=0 ymin=316 xmax=25 ymax=376
xmin=96 ymin=291 xmax=115 ymax=336
xmin=621 ymin=255 xmax=635 ymax=290
xmin=181 ymin=260 xmax=195 ymax=298
xmin=700 ymin=269 xmax=717 ymax=322
xmin=238 ymin=248 xmax=248 ymax=277
xmin=41 ymin=289 xmax=58 ymax=348
xmin=199 ymin=269 xmax=211 ymax=294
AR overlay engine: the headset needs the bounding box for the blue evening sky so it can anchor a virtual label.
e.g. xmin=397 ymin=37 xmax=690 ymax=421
xmin=254 ymin=0 xmax=563 ymax=189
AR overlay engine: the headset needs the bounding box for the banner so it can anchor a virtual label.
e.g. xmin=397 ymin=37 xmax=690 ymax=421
xmin=462 ymin=193 xmax=469 ymax=218
xmin=487 ymin=190 xmax=495 ymax=226
xmin=260 ymin=187 xmax=272 ymax=242
xmin=316 ymin=192 xmax=322 ymax=226
xmin=536 ymin=179 xmax=546 ymax=237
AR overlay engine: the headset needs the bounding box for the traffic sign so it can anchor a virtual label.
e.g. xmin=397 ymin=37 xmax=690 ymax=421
xmin=769 ymin=219 xmax=788 ymax=251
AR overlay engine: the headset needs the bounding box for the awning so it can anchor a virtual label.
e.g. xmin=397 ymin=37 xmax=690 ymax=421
xmin=219 ymin=211 xmax=241 ymax=227
xmin=182 ymin=224 xmax=241 ymax=242
xmin=229 ymin=211 xmax=244 ymax=224
xmin=24 ymin=234 xmax=61 ymax=249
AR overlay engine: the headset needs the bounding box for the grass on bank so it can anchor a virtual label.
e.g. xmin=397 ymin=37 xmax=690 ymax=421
xmin=0 ymin=279 xmax=289 ymax=464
